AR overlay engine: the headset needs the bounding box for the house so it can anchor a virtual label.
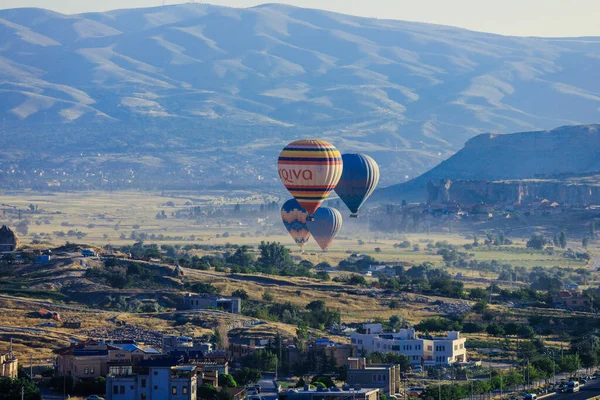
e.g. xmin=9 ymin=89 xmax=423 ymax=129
xmin=308 ymin=339 xmax=355 ymax=369
xmin=279 ymin=387 xmax=379 ymax=400
xmin=81 ymin=249 xmax=96 ymax=257
xmin=0 ymin=341 xmax=18 ymax=379
xmin=346 ymin=357 xmax=401 ymax=395
xmin=350 ymin=324 xmax=467 ymax=366
xmin=183 ymin=293 xmax=241 ymax=313
xmin=162 ymin=335 xmax=213 ymax=357
xmin=55 ymin=339 xmax=159 ymax=381
xmin=0 ymin=226 xmax=19 ymax=252
xmin=229 ymin=387 xmax=247 ymax=400
xmin=552 ymin=290 xmax=592 ymax=311
xmin=105 ymin=360 xmax=197 ymax=400
xmin=62 ymin=321 xmax=82 ymax=329
xmin=35 ymin=255 xmax=51 ymax=264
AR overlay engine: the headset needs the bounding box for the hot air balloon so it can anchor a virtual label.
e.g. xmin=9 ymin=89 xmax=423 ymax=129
xmin=281 ymin=199 xmax=311 ymax=249
xmin=335 ymin=153 xmax=380 ymax=218
xmin=278 ymin=139 xmax=343 ymax=219
xmin=307 ymin=207 xmax=342 ymax=251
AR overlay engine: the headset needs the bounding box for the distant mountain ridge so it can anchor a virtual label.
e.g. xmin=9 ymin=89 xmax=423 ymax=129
xmin=0 ymin=4 xmax=600 ymax=189
xmin=374 ymin=124 xmax=600 ymax=202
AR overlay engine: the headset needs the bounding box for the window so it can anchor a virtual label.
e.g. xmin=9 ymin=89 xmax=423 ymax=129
xmin=120 ymin=385 xmax=125 ymax=394
xmin=141 ymin=394 xmax=147 ymax=400
xmin=141 ymin=379 xmax=146 ymax=388
xmin=183 ymin=387 xmax=188 ymax=394
xmin=154 ymin=371 xmax=158 ymax=376
xmin=90 ymin=367 xmax=95 ymax=374
xmin=392 ymin=345 xmax=400 ymax=351
xmin=351 ymin=339 xmax=357 ymax=344
xmin=154 ymin=386 xmax=158 ymax=390
xmin=84 ymin=367 xmax=89 ymax=374
xmin=172 ymin=386 xmax=178 ymax=395
xmin=114 ymin=386 xmax=119 ymax=394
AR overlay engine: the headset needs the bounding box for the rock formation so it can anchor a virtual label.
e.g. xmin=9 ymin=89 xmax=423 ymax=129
xmin=0 ymin=226 xmax=19 ymax=252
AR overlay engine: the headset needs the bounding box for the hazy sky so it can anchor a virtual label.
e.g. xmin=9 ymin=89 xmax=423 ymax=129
xmin=1 ymin=0 xmax=599 ymax=37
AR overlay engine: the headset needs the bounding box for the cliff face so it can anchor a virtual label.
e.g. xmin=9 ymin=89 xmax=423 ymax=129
xmin=446 ymin=180 xmax=600 ymax=205
xmin=375 ymin=124 xmax=600 ymax=203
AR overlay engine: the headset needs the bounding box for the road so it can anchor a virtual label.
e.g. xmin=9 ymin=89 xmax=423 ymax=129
xmin=259 ymin=375 xmax=278 ymax=400
xmin=554 ymin=379 xmax=600 ymax=400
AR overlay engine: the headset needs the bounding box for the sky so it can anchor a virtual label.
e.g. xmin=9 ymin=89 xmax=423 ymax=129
xmin=1 ymin=0 xmax=599 ymax=37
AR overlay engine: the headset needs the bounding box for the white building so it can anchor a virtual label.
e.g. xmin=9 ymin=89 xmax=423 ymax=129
xmin=350 ymin=324 xmax=466 ymax=366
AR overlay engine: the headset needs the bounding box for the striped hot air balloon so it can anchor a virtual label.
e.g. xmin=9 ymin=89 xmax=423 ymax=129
xmin=278 ymin=139 xmax=343 ymax=218
xmin=281 ymin=198 xmax=311 ymax=249
xmin=307 ymin=207 xmax=342 ymax=251
xmin=335 ymin=153 xmax=380 ymax=218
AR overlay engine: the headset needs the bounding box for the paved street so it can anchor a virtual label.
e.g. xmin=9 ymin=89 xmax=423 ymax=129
xmin=259 ymin=375 xmax=279 ymax=400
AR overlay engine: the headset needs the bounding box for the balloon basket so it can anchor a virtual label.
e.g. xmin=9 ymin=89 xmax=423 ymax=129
xmin=350 ymin=214 xmax=358 ymax=218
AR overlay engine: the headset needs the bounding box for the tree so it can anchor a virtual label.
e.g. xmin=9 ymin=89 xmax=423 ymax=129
xmin=0 ymin=377 xmax=42 ymax=400
xmin=262 ymin=290 xmax=274 ymax=301
xmin=527 ymin=234 xmax=547 ymax=250
xmin=311 ymin=375 xmax=335 ymax=388
xmin=257 ymin=241 xmax=293 ymax=272
xmin=226 ymin=246 xmax=255 ymax=268
xmin=472 ymin=301 xmax=489 ymax=314
xmin=218 ymin=374 xmax=237 ymax=388
xmin=198 ymin=383 xmax=219 ymax=400
xmin=232 ymin=289 xmax=249 ymax=300
xmin=486 ymin=323 xmax=505 ymax=337
xmin=582 ymin=237 xmax=589 ymax=249
xmin=315 ymin=271 xmax=330 ymax=281
xmin=306 ymin=300 xmax=326 ymax=312
xmin=591 ymin=222 xmax=596 ymax=237
xmin=560 ymin=354 xmax=582 ymax=375
xmin=218 ymin=388 xmax=235 ymax=400
xmin=559 ymin=231 xmax=567 ymax=249
xmin=233 ymin=367 xmax=262 ymax=386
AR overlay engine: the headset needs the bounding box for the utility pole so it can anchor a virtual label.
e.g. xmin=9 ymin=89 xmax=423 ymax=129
xmin=30 ymin=353 xmax=33 ymax=378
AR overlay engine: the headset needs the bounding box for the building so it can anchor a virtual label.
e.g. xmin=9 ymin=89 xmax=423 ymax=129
xmin=55 ymin=339 xmax=159 ymax=381
xmin=308 ymin=339 xmax=355 ymax=369
xmin=162 ymin=335 xmax=213 ymax=356
xmin=81 ymin=249 xmax=97 ymax=257
xmin=0 ymin=225 xmax=19 ymax=252
xmin=346 ymin=358 xmax=401 ymax=395
xmin=350 ymin=324 xmax=467 ymax=366
xmin=1 ymin=342 xmax=18 ymax=379
xmin=183 ymin=294 xmax=241 ymax=313
xmin=279 ymin=387 xmax=379 ymax=400
xmin=552 ymin=290 xmax=592 ymax=311
xmin=106 ymin=360 xmax=197 ymax=400
xmin=228 ymin=338 xmax=267 ymax=361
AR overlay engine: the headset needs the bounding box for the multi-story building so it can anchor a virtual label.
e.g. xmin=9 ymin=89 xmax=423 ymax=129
xmin=183 ymin=294 xmax=241 ymax=313
xmin=350 ymin=324 xmax=467 ymax=366
xmin=55 ymin=339 xmax=159 ymax=381
xmin=0 ymin=343 xmax=18 ymax=379
xmin=279 ymin=386 xmax=379 ymax=400
xmin=105 ymin=359 xmax=197 ymax=400
xmin=346 ymin=357 xmax=401 ymax=395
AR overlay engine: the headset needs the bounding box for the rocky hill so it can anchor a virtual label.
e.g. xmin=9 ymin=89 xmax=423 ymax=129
xmin=1 ymin=4 xmax=600 ymax=189
xmin=375 ymin=124 xmax=600 ymax=203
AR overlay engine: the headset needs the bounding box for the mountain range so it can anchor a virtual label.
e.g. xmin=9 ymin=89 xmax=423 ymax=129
xmin=1 ymin=3 xmax=600 ymax=190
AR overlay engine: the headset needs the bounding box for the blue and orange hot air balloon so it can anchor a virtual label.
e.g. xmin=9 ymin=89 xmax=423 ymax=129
xmin=335 ymin=153 xmax=380 ymax=218
xmin=281 ymin=199 xmax=311 ymax=249
xmin=278 ymin=139 xmax=343 ymax=219
xmin=307 ymin=207 xmax=342 ymax=251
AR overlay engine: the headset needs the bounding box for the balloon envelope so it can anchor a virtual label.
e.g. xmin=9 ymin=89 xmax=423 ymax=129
xmin=281 ymin=199 xmax=311 ymax=248
xmin=278 ymin=139 xmax=343 ymax=215
xmin=307 ymin=207 xmax=342 ymax=251
xmin=335 ymin=153 xmax=380 ymax=216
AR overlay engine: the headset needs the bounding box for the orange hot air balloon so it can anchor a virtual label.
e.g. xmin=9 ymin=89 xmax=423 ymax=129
xmin=277 ymin=139 xmax=343 ymax=217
